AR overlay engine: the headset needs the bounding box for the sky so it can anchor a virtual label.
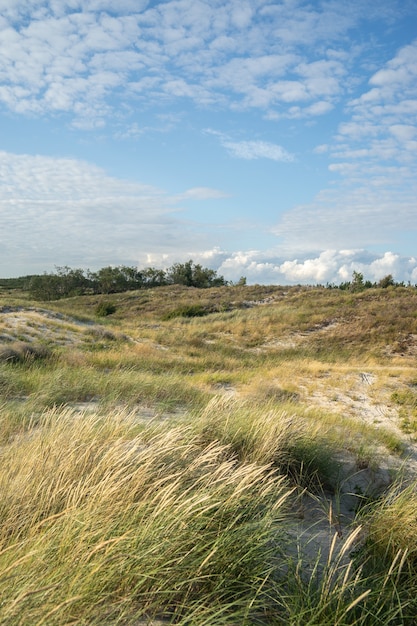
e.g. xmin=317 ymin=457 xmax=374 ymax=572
xmin=1 ymin=0 xmax=417 ymax=285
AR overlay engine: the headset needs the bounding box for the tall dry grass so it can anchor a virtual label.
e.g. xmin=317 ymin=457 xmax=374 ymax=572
xmin=2 ymin=284 xmax=417 ymax=623
xmin=0 ymin=406 xmax=292 ymax=624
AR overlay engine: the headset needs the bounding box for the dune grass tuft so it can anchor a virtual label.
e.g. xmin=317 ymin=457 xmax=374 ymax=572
xmin=0 ymin=406 xmax=293 ymax=624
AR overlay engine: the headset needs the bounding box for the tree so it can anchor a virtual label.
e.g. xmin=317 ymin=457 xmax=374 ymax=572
xmin=90 ymin=265 xmax=143 ymax=294
xmin=378 ymin=274 xmax=395 ymax=288
xmin=167 ymin=260 xmax=194 ymax=286
xmin=28 ymin=267 xmax=91 ymax=300
xmin=54 ymin=266 xmax=91 ymax=296
xmin=350 ymin=271 xmax=365 ymax=293
xmin=166 ymin=260 xmax=227 ymax=288
xmin=28 ymin=273 xmax=64 ymax=300
xmin=141 ymin=267 xmax=167 ymax=288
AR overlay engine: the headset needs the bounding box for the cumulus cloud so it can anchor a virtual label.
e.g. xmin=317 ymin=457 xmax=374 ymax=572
xmin=144 ymin=248 xmax=417 ymax=286
xmin=144 ymin=247 xmax=417 ymax=285
xmin=2 ymin=146 xmax=417 ymax=286
xmin=214 ymin=249 xmax=417 ymax=285
xmin=0 ymin=1 xmax=415 ymax=283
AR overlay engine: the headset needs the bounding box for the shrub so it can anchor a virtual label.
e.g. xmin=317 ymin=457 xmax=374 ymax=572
xmin=378 ymin=274 xmax=395 ymax=288
xmin=95 ymin=301 xmax=117 ymax=317
xmin=0 ymin=342 xmax=50 ymax=363
xmin=162 ymin=303 xmax=209 ymax=320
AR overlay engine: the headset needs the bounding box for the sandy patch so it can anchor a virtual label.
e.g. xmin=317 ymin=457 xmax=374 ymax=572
xmin=0 ymin=307 xmax=123 ymax=347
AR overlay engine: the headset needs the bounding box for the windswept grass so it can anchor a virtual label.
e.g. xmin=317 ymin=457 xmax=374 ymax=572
xmin=361 ymin=479 xmax=417 ymax=573
xmin=0 ymin=406 xmax=292 ymax=625
xmin=277 ymin=524 xmax=416 ymax=625
xmin=0 ymin=403 xmax=416 ymax=624
xmin=189 ymin=396 xmax=341 ymax=493
xmin=2 ymin=284 xmax=417 ymax=623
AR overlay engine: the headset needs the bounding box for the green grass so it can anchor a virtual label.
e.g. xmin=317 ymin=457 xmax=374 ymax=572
xmin=0 ymin=407 xmax=292 ymax=624
xmin=1 ymin=283 xmax=417 ymax=623
xmin=0 ymin=403 xmax=416 ymax=625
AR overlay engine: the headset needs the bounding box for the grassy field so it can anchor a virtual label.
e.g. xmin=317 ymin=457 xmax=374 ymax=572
xmin=1 ymin=283 xmax=417 ymax=624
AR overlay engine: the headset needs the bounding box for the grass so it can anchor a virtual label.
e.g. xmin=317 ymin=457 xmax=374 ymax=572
xmin=0 ymin=402 xmax=415 ymax=625
xmin=0 ymin=407 xmax=292 ymax=624
xmin=1 ymin=283 xmax=417 ymax=623
xmin=188 ymin=397 xmax=342 ymax=493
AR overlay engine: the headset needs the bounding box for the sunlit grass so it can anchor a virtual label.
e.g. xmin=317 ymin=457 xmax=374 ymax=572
xmin=0 ymin=406 xmax=293 ymax=624
xmin=0 ymin=402 xmax=415 ymax=625
xmin=1 ymin=283 xmax=417 ymax=623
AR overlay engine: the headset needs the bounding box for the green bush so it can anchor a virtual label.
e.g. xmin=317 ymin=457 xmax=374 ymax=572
xmin=162 ymin=303 xmax=209 ymax=320
xmin=0 ymin=342 xmax=50 ymax=364
xmin=95 ymin=301 xmax=117 ymax=317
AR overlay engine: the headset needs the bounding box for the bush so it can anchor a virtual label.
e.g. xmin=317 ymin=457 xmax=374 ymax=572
xmin=162 ymin=304 xmax=209 ymax=320
xmin=378 ymin=274 xmax=396 ymax=288
xmin=95 ymin=301 xmax=117 ymax=317
xmin=0 ymin=342 xmax=50 ymax=364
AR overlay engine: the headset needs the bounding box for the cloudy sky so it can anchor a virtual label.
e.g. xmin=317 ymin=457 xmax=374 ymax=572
xmin=1 ymin=0 xmax=417 ymax=284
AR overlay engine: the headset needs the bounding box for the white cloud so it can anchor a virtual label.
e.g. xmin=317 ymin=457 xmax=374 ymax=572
xmin=389 ymin=124 xmax=417 ymax=141
xmin=313 ymin=143 xmax=329 ymax=154
xmin=272 ymin=38 xmax=417 ymax=256
xmin=306 ymin=101 xmax=334 ymax=115
xmin=1 ymin=146 xmax=416 ymax=286
xmin=212 ymin=249 xmax=417 ymax=285
xmin=139 ymin=248 xmax=415 ymax=286
xmin=0 ymin=150 xmax=228 ymax=274
xmin=176 ymin=187 xmax=230 ymax=200
xmin=205 ymin=129 xmax=295 ymax=162
xmin=0 ymin=0 xmax=402 ymax=125
xmin=222 ymin=139 xmax=295 ymax=162
xmin=272 ymin=183 xmax=417 ymax=254
xmin=349 ymin=40 xmax=417 ymax=119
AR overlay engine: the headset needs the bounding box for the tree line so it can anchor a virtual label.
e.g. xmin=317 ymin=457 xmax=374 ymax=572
xmin=24 ymin=261 xmax=228 ymax=300
xmin=327 ymin=271 xmax=410 ymax=292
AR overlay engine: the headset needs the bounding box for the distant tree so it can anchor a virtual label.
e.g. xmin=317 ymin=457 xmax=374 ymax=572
xmin=167 ymin=260 xmax=194 ymax=286
xmin=0 ymin=276 xmax=37 ymax=290
xmin=90 ymin=265 xmax=143 ymax=294
xmin=338 ymin=281 xmax=351 ymax=291
xmin=54 ymin=266 xmax=91 ymax=296
xmin=28 ymin=273 xmax=64 ymax=300
xmin=142 ymin=267 xmax=167 ymax=288
xmin=350 ymin=271 xmax=365 ymax=293
xmin=378 ymin=274 xmax=395 ymax=288
xmin=26 ymin=259 xmax=226 ymax=300
xmin=191 ymin=262 xmax=227 ymax=287
xmin=166 ymin=260 xmax=227 ymax=288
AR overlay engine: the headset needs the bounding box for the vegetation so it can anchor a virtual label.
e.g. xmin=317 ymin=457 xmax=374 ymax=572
xmin=5 ymin=263 xmax=412 ymax=303
xmin=330 ymin=271 xmax=409 ymax=292
xmin=19 ymin=260 xmax=228 ymax=300
xmin=1 ymin=278 xmax=417 ymax=623
xmin=95 ymin=300 xmax=117 ymax=317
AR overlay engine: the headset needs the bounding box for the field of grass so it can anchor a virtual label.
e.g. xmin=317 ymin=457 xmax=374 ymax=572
xmin=1 ymin=283 xmax=417 ymax=624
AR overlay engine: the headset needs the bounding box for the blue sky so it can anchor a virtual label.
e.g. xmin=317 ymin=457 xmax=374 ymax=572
xmin=1 ymin=0 xmax=417 ymax=284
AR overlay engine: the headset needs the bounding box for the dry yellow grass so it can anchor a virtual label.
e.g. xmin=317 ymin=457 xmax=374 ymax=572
xmin=2 ymin=284 xmax=417 ymax=623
